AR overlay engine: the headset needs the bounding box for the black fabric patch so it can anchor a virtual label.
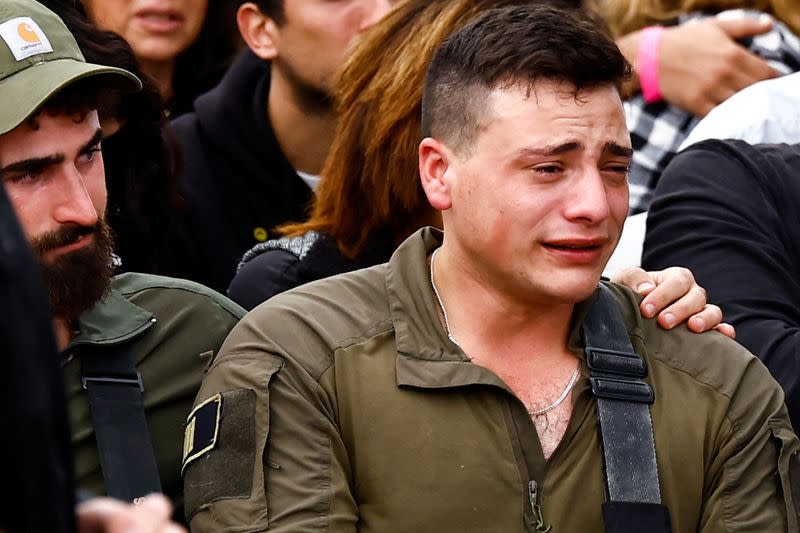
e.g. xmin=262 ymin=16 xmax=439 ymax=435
xmin=602 ymin=502 xmax=672 ymax=533
xmin=184 ymin=389 xmax=256 ymax=520
xmin=182 ymin=393 xmax=221 ymax=473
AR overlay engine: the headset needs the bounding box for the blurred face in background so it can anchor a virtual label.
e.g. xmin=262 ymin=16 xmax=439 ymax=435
xmin=83 ymin=0 xmax=208 ymax=67
xmin=268 ymin=0 xmax=396 ymax=100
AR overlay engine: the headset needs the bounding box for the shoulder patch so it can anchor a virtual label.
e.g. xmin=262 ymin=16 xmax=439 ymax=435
xmin=182 ymin=393 xmax=222 ymax=473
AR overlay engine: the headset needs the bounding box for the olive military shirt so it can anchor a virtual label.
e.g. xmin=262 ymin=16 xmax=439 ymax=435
xmin=63 ymin=273 xmax=244 ymax=508
xmin=185 ymin=228 xmax=800 ymax=532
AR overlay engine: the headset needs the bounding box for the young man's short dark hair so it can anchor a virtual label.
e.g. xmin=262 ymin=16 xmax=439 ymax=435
xmin=420 ymin=4 xmax=630 ymax=154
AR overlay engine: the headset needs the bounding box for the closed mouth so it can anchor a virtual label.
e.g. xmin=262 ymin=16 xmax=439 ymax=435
xmin=134 ymin=10 xmax=184 ymax=26
xmin=543 ymin=240 xmax=605 ymax=251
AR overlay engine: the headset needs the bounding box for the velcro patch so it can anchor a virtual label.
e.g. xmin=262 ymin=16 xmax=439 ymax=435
xmin=183 ymin=389 xmax=257 ymax=521
xmin=182 ymin=393 xmax=222 ymax=474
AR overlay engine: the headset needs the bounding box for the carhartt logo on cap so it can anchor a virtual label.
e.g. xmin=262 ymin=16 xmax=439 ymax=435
xmin=0 ymin=17 xmax=53 ymax=61
xmin=18 ymin=22 xmax=41 ymax=43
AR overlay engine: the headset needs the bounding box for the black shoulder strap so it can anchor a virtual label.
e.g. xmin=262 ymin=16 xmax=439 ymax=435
xmin=80 ymin=346 xmax=162 ymax=502
xmin=583 ymin=284 xmax=672 ymax=533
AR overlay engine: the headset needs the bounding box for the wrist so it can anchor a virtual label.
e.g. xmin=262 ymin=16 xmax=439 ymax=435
xmin=637 ymin=26 xmax=664 ymax=103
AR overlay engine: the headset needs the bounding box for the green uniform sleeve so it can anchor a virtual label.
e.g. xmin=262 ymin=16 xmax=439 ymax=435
xmin=699 ymin=356 xmax=800 ymax=532
xmin=183 ymin=314 xmax=358 ymax=532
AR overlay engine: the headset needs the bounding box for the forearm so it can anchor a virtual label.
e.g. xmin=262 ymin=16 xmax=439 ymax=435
xmin=614 ymin=17 xmax=778 ymax=117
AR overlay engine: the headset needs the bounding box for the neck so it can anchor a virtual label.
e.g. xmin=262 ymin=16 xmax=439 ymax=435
xmin=53 ymin=317 xmax=74 ymax=352
xmin=431 ymin=245 xmax=575 ymax=363
xmin=267 ymin=68 xmax=337 ymax=175
xmin=139 ymin=58 xmax=175 ymax=102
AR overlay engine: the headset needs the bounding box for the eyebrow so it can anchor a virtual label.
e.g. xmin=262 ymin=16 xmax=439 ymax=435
xmin=81 ymin=128 xmax=105 ymax=155
xmin=514 ymin=142 xmax=582 ymax=158
xmin=513 ymin=141 xmax=633 ymax=159
xmin=603 ymin=142 xmax=633 ymax=158
xmin=0 ymin=128 xmax=104 ymax=176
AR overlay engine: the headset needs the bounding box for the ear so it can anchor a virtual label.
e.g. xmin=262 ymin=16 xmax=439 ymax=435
xmin=419 ymin=137 xmax=454 ymax=212
xmin=237 ymin=2 xmax=280 ymax=61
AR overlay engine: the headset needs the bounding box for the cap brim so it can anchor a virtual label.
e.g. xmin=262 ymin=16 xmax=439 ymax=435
xmin=0 ymin=58 xmax=141 ymax=135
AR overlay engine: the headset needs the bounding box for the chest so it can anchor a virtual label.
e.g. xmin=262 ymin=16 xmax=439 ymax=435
xmin=337 ymin=350 xmax=713 ymax=533
xmin=341 ymin=384 xmax=598 ymax=532
xmin=486 ymin=362 xmax=581 ymax=459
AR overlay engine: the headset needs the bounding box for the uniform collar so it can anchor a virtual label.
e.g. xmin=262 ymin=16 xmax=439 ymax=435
xmin=386 ymin=227 xmax=598 ymax=390
xmin=67 ymin=287 xmax=155 ymax=350
xmin=386 ymin=228 xmax=462 ymax=363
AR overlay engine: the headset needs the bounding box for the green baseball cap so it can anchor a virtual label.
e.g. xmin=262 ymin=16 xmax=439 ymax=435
xmin=0 ymin=0 xmax=141 ymax=135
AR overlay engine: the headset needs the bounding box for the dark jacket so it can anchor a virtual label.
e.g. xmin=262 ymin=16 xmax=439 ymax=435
xmin=228 ymin=230 xmax=396 ymax=310
xmin=169 ymin=51 xmax=313 ymax=293
xmin=0 ymin=185 xmax=75 ymax=532
xmin=643 ymin=139 xmax=800 ymax=428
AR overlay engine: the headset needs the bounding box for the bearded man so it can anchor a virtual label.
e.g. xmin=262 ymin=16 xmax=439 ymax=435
xmin=0 ymin=0 xmax=244 ymax=517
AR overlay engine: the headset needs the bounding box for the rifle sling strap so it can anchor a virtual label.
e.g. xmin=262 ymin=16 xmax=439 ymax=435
xmin=80 ymin=346 xmax=162 ymax=502
xmin=583 ymin=285 xmax=672 ymax=532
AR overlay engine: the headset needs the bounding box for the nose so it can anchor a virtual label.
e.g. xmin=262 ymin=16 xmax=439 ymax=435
xmin=52 ymin=166 xmax=99 ymax=228
xmin=562 ymin=169 xmax=612 ymax=224
xmin=359 ymin=0 xmax=394 ymax=32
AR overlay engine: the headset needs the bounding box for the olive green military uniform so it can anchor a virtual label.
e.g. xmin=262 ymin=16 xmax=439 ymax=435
xmin=63 ymin=273 xmax=244 ymax=508
xmin=184 ymin=228 xmax=800 ymax=532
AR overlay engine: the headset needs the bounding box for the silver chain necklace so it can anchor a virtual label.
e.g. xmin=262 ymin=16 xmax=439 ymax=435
xmin=429 ymin=247 xmax=580 ymax=416
xmin=429 ymin=247 xmax=460 ymax=346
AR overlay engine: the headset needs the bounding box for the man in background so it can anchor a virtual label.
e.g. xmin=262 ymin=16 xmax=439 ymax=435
xmin=170 ymin=0 xmax=395 ymax=293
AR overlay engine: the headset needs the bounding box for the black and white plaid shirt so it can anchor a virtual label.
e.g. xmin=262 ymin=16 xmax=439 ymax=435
xmin=627 ymin=10 xmax=800 ymax=214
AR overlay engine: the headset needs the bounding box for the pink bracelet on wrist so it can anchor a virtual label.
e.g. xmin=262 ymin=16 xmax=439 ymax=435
xmin=638 ymin=26 xmax=664 ymax=104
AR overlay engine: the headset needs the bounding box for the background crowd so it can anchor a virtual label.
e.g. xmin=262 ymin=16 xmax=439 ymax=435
xmin=4 ymin=0 xmax=800 ymax=530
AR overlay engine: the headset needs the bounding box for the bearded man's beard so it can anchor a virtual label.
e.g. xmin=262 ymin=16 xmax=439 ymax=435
xmin=30 ymin=219 xmax=115 ymax=325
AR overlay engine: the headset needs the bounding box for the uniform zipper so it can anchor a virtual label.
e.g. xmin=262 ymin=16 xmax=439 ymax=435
xmin=529 ymin=480 xmax=551 ymax=532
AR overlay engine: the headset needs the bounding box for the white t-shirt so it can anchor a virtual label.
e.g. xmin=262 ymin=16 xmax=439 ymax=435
xmin=297 ymin=170 xmax=321 ymax=191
